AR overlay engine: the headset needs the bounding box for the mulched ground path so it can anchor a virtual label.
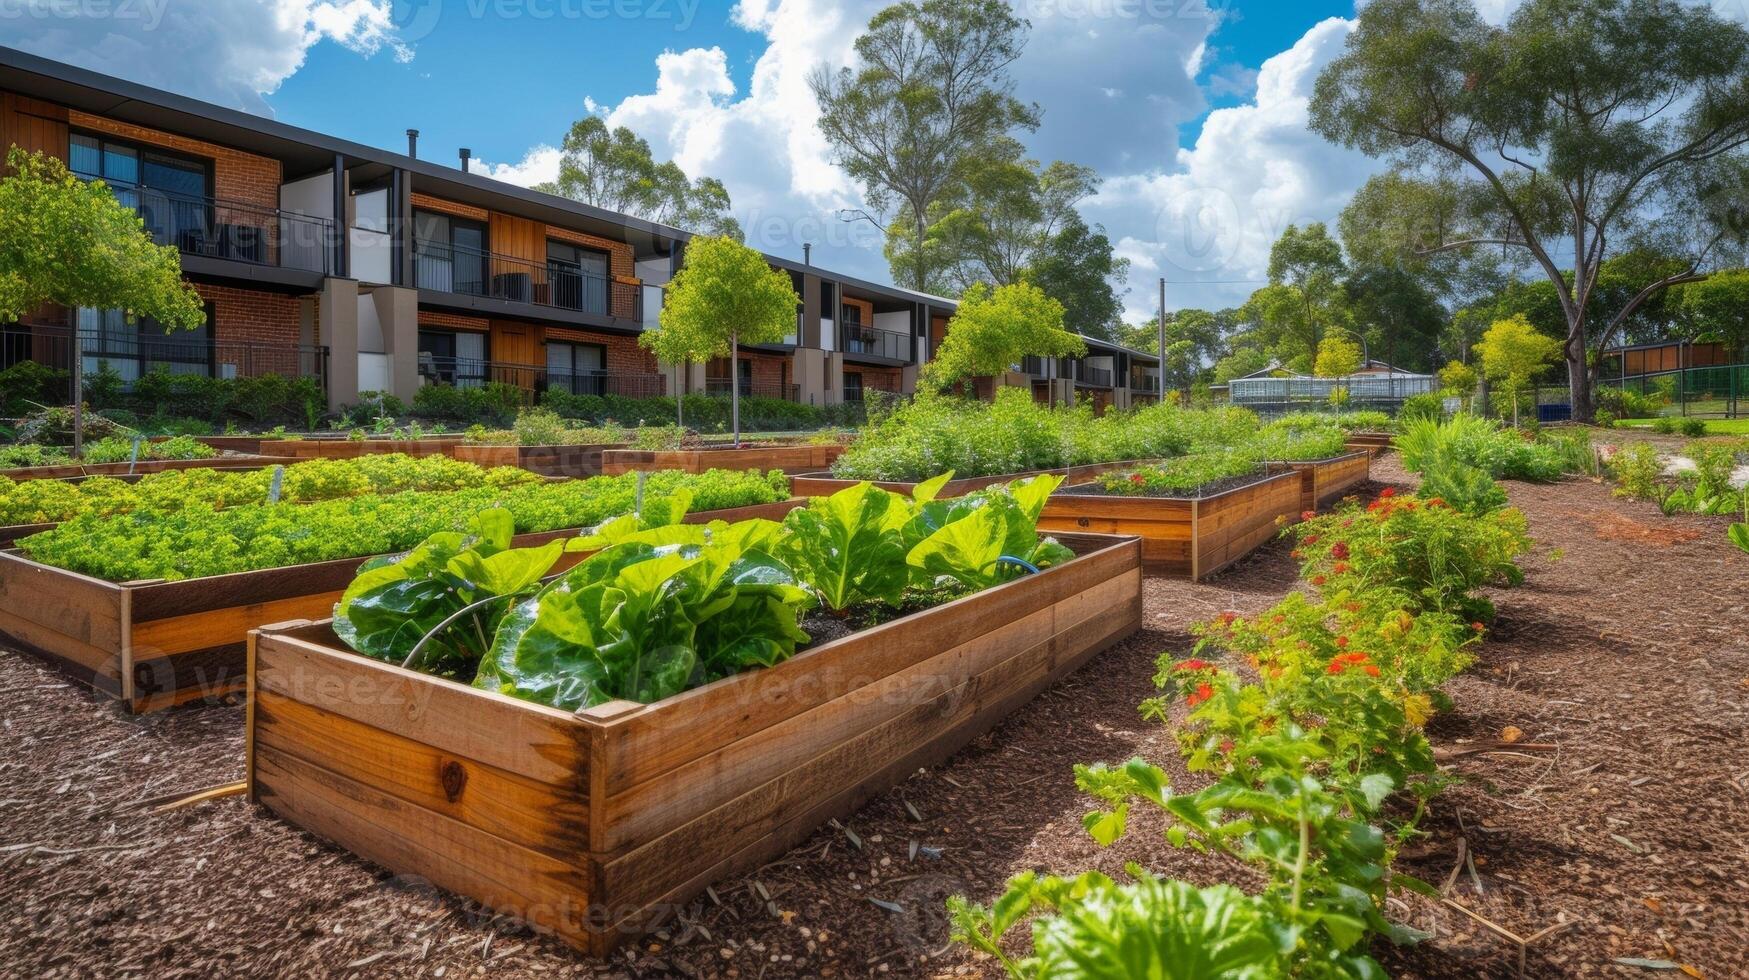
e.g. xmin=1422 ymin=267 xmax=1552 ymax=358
xmin=2 ymin=454 xmax=1746 ymax=979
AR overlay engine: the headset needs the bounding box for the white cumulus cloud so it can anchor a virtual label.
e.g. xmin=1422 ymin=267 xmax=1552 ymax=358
xmin=2 ymin=0 xmax=410 ymax=115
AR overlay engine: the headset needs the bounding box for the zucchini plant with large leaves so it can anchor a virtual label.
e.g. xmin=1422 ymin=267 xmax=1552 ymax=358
xmin=906 ymin=475 xmax=1076 ymax=592
xmin=473 ymin=518 xmax=813 ymax=710
xmin=333 ymin=508 xmax=564 ymax=678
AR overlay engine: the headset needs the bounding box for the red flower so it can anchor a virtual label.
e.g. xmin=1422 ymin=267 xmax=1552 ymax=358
xmin=1363 ymin=664 xmax=1381 ymax=677
xmin=1330 ymin=542 xmax=1350 ymax=560
xmin=1471 ymin=621 xmax=1486 ymax=633
xmin=1379 ymin=487 xmax=1396 ymax=499
xmin=1310 ymin=574 xmax=1327 ymax=586
xmin=1335 ymin=636 xmax=1349 ymax=648
xmin=1174 ymin=658 xmax=1214 ymax=672
xmin=1303 ymin=533 xmax=1320 ymax=545
xmin=1332 ymin=562 xmax=1350 ymax=574
xmin=1301 ymin=510 xmax=1317 ymax=522
xmin=1215 ymin=611 xmax=1238 ymax=626
xmin=1219 ymin=739 xmax=1235 ymax=754
xmin=1426 ymin=497 xmax=1446 ymax=508
xmin=1129 ymin=473 xmax=1145 ymax=485
xmin=1185 ymin=682 xmax=1214 ymax=707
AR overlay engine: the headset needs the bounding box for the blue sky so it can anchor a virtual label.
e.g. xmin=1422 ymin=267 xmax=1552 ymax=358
xmin=6 ymin=0 xmax=1372 ymax=316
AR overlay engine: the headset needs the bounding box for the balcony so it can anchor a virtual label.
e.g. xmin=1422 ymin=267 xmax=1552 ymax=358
xmin=108 ymin=184 xmax=335 ymax=274
xmin=414 ymin=240 xmax=634 ymax=320
xmin=1075 ymin=365 xmax=1114 ymax=388
xmin=3 ymin=323 xmax=328 ymax=389
xmin=1131 ymin=376 xmax=1159 ymax=393
xmin=840 ymin=323 xmax=912 ymax=362
xmin=1020 ymin=356 xmax=1050 ymax=376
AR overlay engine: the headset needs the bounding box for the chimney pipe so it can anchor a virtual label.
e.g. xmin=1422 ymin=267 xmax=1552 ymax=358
xmin=459 ymin=148 xmax=471 ymax=173
xmin=406 ymin=129 xmax=419 ymax=159
xmin=803 ymin=243 xmax=812 ymax=265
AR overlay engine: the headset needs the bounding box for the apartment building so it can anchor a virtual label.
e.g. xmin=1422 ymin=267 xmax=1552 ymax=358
xmin=0 ymin=47 xmax=1155 ymax=415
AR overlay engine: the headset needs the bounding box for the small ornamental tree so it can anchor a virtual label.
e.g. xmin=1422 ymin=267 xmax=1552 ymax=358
xmin=0 ymin=146 xmax=204 ymax=454
xmin=1475 ymin=315 xmax=1562 ymax=426
xmin=923 ymin=281 xmax=1085 ymax=392
xmin=1313 ymin=334 xmax=1362 ymax=378
xmin=640 ymin=235 xmax=798 ymax=445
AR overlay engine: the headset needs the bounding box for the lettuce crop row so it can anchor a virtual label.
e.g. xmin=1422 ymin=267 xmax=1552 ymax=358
xmin=18 ymin=468 xmax=790 ymax=582
xmin=0 ymin=453 xmax=543 ymax=527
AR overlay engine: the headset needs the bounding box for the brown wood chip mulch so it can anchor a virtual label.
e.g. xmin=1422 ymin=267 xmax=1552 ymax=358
xmin=2 ymin=454 xmax=1746 ymax=979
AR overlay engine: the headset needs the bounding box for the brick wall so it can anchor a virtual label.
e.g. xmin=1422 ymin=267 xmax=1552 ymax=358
xmin=850 ymin=365 xmax=901 ymax=392
xmin=192 ymin=283 xmax=307 ymax=378
xmin=418 ymin=311 xmax=490 ymax=332
xmin=546 ymin=326 xmax=659 ymax=377
xmin=69 ymin=110 xmax=281 ymax=212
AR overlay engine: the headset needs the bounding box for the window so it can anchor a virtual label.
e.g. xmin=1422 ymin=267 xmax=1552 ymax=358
xmin=843 ymin=370 xmax=864 ymax=402
xmin=413 ymin=211 xmax=488 ymax=295
xmin=546 ymin=340 xmax=607 ymax=395
xmin=546 ymin=241 xmax=610 ymax=313
xmin=80 ymin=305 xmax=214 ymax=383
xmin=71 ymin=133 xmax=217 ymax=255
xmin=417 ymin=329 xmax=488 ymax=388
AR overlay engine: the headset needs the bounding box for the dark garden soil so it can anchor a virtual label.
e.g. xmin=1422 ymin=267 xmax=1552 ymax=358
xmin=2 ymin=455 xmax=1747 ymax=978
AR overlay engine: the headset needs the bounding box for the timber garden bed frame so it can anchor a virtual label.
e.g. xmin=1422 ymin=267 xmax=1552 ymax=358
xmin=1282 ymin=452 xmax=1372 ymax=512
xmin=448 ymin=443 xmax=629 ymax=478
xmin=256 ymin=437 xmax=465 ymax=460
xmin=0 ymin=499 xmax=801 ymax=713
xmin=601 ymin=443 xmax=848 ymax=476
xmin=0 ymin=455 xmax=299 ymax=482
xmin=244 ymin=530 xmax=1142 ymax=955
xmin=1037 ymin=467 xmax=1302 ymax=579
xmin=790 ymin=459 xmax=1160 ymax=500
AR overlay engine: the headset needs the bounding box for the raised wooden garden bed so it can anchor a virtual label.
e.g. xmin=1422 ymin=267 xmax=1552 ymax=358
xmin=448 ymin=443 xmax=628 ymax=478
xmin=790 ymin=459 xmax=1157 ymax=499
xmin=256 ymin=438 xmax=464 ymax=460
xmin=0 ymin=499 xmax=801 ymax=714
xmin=0 ymin=455 xmax=298 ymax=482
xmin=245 ymin=530 xmax=1141 ymax=954
xmin=600 ymin=443 xmax=847 ymax=476
xmin=1037 ymin=468 xmax=1301 ymax=579
xmin=1344 ymin=431 xmax=1393 ymax=455
xmin=1283 ymin=452 xmax=1371 ymax=512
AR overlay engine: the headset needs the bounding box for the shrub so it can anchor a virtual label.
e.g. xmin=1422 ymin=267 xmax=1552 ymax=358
xmin=1094 ymin=452 xmax=1261 ymax=496
xmin=411 ymin=382 xmax=525 ymax=425
xmin=1608 ymin=442 xmax=1665 ymax=500
xmin=1397 ymin=391 xmax=1444 ymax=427
xmin=1249 ymin=420 xmax=1349 ymax=461
xmin=1396 ymin=414 xmax=1567 ymax=482
xmin=0 ymin=361 xmax=69 ymax=416
xmin=1292 ymin=489 xmax=1529 ymax=621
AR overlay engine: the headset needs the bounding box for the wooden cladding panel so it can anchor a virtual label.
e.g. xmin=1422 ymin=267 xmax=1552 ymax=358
xmin=488 ymin=212 xmax=546 ymax=267
xmin=490 ymin=320 xmax=541 ymax=367
xmin=1 ymin=93 xmax=70 ymax=157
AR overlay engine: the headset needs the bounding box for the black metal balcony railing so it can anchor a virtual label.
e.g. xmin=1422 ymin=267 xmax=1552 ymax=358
xmin=841 ymin=324 xmax=912 ymax=361
xmin=101 ymin=182 xmax=334 ymax=274
xmin=1 ymin=323 xmax=328 ymax=390
xmin=544 ymin=370 xmax=667 ymax=399
xmin=1131 ymin=376 xmax=1158 ymax=392
xmin=1020 ymin=356 xmax=1048 ymax=376
xmin=704 ymin=378 xmax=800 ymax=402
xmin=414 ymin=240 xmax=624 ymax=318
xmin=1077 ymin=366 xmax=1113 ymax=388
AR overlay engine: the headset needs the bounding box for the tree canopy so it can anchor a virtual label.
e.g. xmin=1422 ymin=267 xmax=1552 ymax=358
xmin=922 ymin=281 xmax=1084 ymax=388
xmin=640 ymin=236 xmax=798 ymax=442
xmin=810 ymin=0 xmax=1038 ymax=291
xmin=1310 ymin=0 xmax=1749 ymax=419
xmin=0 ymin=147 xmax=203 ymax=329
xmin=536 ymin=116 xmax=742 ymax=240
xmin=1475 ymin=314 xmax=1562 ymax=423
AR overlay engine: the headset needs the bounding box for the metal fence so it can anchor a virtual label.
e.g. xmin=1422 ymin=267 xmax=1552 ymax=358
xmin=1531 ymin=362 xmax=1749 ymax=419
xmin=1 ymin=323 xmax=328 ymax=391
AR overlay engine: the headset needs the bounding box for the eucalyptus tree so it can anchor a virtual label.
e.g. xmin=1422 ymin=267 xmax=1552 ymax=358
xmin=1311 ymin=0 xmax=1749 ymax=419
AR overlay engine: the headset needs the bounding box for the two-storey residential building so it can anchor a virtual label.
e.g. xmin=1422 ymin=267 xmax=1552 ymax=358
xmin=0 ymin=47 xmax=955 ymax=414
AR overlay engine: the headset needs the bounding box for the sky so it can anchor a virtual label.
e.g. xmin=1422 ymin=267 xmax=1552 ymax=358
xmin=4 ymin=0 xmax=1430 ymax=319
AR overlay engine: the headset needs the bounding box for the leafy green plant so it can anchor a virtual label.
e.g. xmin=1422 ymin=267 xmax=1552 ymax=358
xmin=335 ymin=508 xmax=566 ymax=678
xmin=1608 ymin=441 xmax=1666 ymax=500
xmin=475 ymin=518 xmax=813 ymax=709
xmin=1396 ymin=414 xmax=1565 ymax=482
xmin=1094 ymin=452 xmax=1261 ymax=496
xmin=19 ymin=468 xmax=789 ymax=582
xmin=778 ymin=481 xmax=916 ymax=614
xmin=905 ymin=475 xmax=1074 ymax=591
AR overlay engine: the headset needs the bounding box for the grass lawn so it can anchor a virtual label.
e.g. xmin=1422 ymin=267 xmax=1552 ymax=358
xmin=1617 ymin=417 xmax=1749 ymax=435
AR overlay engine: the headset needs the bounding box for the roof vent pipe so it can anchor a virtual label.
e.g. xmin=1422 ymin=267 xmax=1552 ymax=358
xmin=406 ymin=129 xmax=419 ymax=158
xmin=803 ymin=242 xmax=812 ymax=265
xmin=459 ymin=148 xmax=471 ymax=173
